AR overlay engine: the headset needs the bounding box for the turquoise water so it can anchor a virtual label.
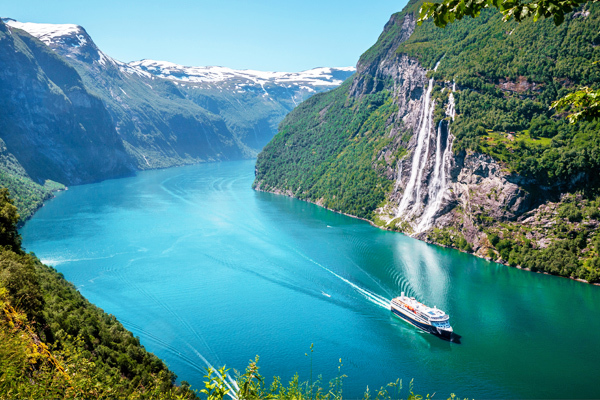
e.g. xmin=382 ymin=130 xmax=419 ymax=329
xmin=21 ymin=160 xmax=600 ymax=399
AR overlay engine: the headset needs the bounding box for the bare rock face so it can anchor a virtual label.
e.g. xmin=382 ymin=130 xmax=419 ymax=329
xmin=350 ymin=13 xmax=428 ymax=131
xmin=451 ymin=152 xmax=533 ymax=222
xmin=428 ymin=152 xmax=534 ymax=249
xmin=0 ymin=20 xmax=134 ymax=185
xmin=357 ymin=12 xmax=536 ymax=246
xmin=350 ymin=13 xmax=421 ymax=99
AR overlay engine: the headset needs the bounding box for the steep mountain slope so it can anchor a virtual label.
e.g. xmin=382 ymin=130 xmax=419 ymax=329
xmin=4 ymin=18 xmax=354 ymax=164
xmin=4 ymin=19 xmax=245 ymax=168
xmin=0 ymin=19 xmax=133 ymax=186
xmin=129 ymin=61 xmax=355 ymax=151
xmin=0 ymin=17 xmax=352 ymax=220
xmin=254 ymin=0 xmax=600 ymax=283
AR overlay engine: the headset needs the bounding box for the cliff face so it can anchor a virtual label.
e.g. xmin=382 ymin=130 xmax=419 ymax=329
xmin=5 ymin=20 xmax=245 ymax=169
xmin=254 ymin=1 xmax=600 ymax=283
xmin=4 ymin=18 xmax=354 ymax=169
xmin=0 ymin=20 xmax=133 ymax=186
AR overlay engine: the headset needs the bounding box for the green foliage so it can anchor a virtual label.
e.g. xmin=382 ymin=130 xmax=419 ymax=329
xmin=0 ymin=138 xmax=65 ymax=223
xmin=0 ymin=189 xmax=22 ymax=252
xmin=486 ymin=193 xmax=600 ymax=281
xmin=419 ymin=0 xmax=592 ymax=28
xmin=200 ymin=366 xmax=231 ymax=400
xmin=0 ymin=173 xmax=61 ymax=223
xmin=254 ymin=82 xmax=399 ymax=219
xmin=558 ymin=202 xmax=583 ymax=221
xmin=552 ymin=86 xmax=600 ymax=122
xmin=200 ymin=355 xmax=463 ymax=400
xmin=428 ymin=228 xmax=474 ymax=252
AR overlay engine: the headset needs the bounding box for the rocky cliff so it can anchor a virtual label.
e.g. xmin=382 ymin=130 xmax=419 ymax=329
xmin=4 ymin=18 xmax=354 ymax=168
xmin=255 ymin=0 xmax=600 ymax=283
xmin=0 ymin=19 xmax=133 ymax=186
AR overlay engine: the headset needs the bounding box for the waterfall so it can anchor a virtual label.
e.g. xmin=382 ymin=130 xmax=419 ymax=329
xmin=447 ymin=81 xmax=456 ymax=120
xmin=416 ymin=84 xmax=456 ymax=233
xmin=395 ymin=75 xmax=436 ymax=218
xmin=395 ymin=72 xmax=456 ymax=233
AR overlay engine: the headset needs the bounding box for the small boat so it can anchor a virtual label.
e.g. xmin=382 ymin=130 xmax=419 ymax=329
xmin=391 ymin=292 xmax=456 ymax=341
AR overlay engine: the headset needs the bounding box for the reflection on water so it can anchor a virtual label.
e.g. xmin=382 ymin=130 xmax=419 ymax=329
xmin=21 ymin=160 xmax=600 ymax=399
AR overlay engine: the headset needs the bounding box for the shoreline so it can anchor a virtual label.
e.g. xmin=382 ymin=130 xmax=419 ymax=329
xmin=253 ymin=186 xmax=600 ymax=287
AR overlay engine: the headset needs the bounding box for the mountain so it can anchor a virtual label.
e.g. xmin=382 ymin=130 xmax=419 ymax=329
xmin=3 ymin=18 xmax=247 ymax=169
xmin=0 ymin=17 xmax=353 ymax=219
xmin=128 ymin=60 xmax=355 ymax=150
xmin=254 ymin=0 xmax=600 ymax=283
xmin=2 ymin=19 xmax=353 ymax=162
xmin=0 ymin=18 xmax=134 ymax=220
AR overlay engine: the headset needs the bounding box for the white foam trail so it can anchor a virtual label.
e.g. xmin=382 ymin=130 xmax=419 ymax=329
xmin=298 ymin=252 xmax=391 ymax=310
xmin=188 ymin=345 xmax=239 ymax=399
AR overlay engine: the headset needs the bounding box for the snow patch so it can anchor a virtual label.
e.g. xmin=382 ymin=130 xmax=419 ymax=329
xmin=127 ymin=59 xmax=355 ymax=88
xmin=4 ymin=19 xmax=83 ymax=46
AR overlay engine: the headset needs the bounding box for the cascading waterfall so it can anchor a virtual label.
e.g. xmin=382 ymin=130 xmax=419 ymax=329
xmin=395 ymin=72 xmax=456 ymax=233
xmin=395 ymin=73 xmax=437 ymax=219
xmin=416 ymin=120 xmax=446 ymax=232
xmin=416 ymin=83 xmax=456 ymax=232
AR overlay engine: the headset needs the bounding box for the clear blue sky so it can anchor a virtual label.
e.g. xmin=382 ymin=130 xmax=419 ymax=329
xmin=3 ymin=0 xmax=408 ymax=72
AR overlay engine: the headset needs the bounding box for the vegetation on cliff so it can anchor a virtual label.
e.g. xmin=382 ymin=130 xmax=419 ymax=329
xmin=398 ymin=2 xmax=600 ymax=187
xmin=254 ymin=82 xmax=399 ymax=219
xmin=254 ymin=0 xmax=600 ymax=283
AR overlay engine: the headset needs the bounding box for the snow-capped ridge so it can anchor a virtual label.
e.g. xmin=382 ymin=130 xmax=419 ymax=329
xmin=3 ymin=18 xmax=120 ymax=68
xmin=128 ymin=59 xmax=355 ymax=87
xmin=3 ymin=18 xmax=87 ymax=47
xmin=3 ymin=18 xmax=354 ymax=92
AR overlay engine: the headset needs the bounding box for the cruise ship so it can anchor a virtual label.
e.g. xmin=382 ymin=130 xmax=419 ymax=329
xmin=391 ymin=292 xmax=455 ymax=341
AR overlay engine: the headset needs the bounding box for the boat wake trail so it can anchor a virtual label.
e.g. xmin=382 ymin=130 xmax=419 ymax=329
xmin=296 ymin=251 xmax=391 ymax=310
xmin=187 ymin=345 xmax=239 ymax=399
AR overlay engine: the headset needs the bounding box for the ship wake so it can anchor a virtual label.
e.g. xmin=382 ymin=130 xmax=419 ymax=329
xmin=296 ymin=251 xmax=391 ymax=310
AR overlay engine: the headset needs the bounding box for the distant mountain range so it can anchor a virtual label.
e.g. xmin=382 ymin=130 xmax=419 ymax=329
xmin=0 ymin=17 xmax=353 ymax=219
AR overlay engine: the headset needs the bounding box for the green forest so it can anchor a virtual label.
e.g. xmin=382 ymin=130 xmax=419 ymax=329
xmin=254 ymin=0 xmax=600 ymax=283
xmin=254 ymin=82 xmax=399 ymax=219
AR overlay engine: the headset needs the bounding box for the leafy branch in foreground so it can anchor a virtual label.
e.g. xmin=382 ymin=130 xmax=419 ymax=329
xmin=200 ymin=354 xmax=465 ymax=400
xmin=551 ymin=87 xmax=600 ymax=122
xmin=418 ymin=0 xmax=595 ymax=27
